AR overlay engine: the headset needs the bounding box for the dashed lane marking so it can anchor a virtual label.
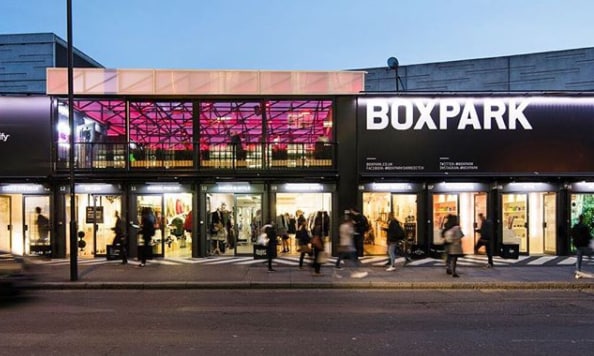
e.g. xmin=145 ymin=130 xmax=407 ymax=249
xmin=527 ymin=256 xmax=559 ymax=265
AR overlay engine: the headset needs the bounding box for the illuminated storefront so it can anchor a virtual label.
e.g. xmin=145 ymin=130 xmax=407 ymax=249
xmin=4 ymin=68 xmax=594 ymax=259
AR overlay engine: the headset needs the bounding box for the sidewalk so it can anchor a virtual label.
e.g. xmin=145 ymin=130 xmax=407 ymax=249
xmin=22 ymin=256 xmax=594 ymax=290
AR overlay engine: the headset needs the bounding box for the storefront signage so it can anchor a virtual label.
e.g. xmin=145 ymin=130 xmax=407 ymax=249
xmin=132 ymin=184 xmax=190 ymax=194
xmin=357 ymin=96 xmax=594 ymax=176
xmin=146 ymin=184 xmax=182 ymax=192
xmin=0 ymin=184 xmax=47 ymax=193
xmin=0 ymin=96 xmax=51 ymax=176
xmin=502 ymin=182 xmax=557 ymax=192
xmin=429 ymin=182 xmax=489 ymax=192
xmin=569 ymin=182 xmax=594 ymax=192
xmin=216 ymin=183 xmax=251 ymax=192
xmin=284 ymin=183 xmax=324 ymax=192
xmin=76 ymin=184 xmax=120 ymax=194
xmin=86 ymin=206 xmax=104 ymax=224
xmin=366 ymin=98 xmax=532 ymax=131
xmin=365 ymin=183 xmax=418 ymax=192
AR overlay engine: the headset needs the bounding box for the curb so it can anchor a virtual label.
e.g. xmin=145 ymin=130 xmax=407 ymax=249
xmin=23 ymin=281 xmax=594 ymax=290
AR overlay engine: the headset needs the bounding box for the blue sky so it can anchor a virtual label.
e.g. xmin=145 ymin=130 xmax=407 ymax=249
xmin=1 ymin=0 xmax=593 ymax=70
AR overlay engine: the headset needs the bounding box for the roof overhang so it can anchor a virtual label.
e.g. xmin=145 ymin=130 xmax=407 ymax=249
xmin=46 ymin=68 xmax=366 ymax=96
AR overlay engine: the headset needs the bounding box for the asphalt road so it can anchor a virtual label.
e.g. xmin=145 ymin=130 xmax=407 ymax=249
xmin=1 ymin=289 xmax=593 ymax=355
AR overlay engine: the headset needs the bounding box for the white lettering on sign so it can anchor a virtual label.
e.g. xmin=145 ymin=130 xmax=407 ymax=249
xmin=0 ymin=132 xmax=10 ymax=142
xmin=366 ymin=99 xmax=532 ymax=131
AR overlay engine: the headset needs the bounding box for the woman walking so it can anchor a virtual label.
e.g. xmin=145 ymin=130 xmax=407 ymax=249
xmin=443 ymin=214 xmax=464 ymax=278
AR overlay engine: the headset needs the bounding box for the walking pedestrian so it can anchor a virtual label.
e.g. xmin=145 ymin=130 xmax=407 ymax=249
xmin=571 ymin=214 xmax=593 ymax=278
xmin=384 ymin=212 xmax=405 ymax=271
xmin=474 ymin=213 xmax=494 ymax=268
xmin=335 ymin=215 xmax=357 ymax=270
xmin=139 ymin=207 xmax=156 ymax=267
xmin=296 ymin=220 xmax=311 ymax=269
xmin=443 ymin=214 xmax=464 ymax=278
xmin=111 ymin=210 xmax=127 ymax=264
xmin=311 ymin=216 xmax=325 ymax=275
xmin=264 ymin=223 xmax=278 ymax=272
xmin=350 ymin=208 xmax=369 ymax=260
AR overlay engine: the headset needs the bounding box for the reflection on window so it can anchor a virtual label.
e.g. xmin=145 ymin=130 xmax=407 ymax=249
xmin=57 ymin=99 xmax=127 ymax=169
xmin=129 ymin=101 xmax=193 ymax=168
xmin=199 ymin=101 xmax=262 ymax=168
xmin=199 ymin=100 xmax=334 ymax=169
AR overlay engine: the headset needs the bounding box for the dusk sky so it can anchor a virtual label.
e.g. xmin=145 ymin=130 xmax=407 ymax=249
xmin=1 ymin=0 xmax=593 ymax=70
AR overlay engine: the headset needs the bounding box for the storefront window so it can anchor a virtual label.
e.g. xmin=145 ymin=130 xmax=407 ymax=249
xmin=206 ymin=192 xmax=262 ymax=256
xmin=129 ymin=101 xmax=193 ymax=169
xmin=199 ymin=101 xmax=263 ymax=168
xmin=266 ymin=100 xmax=334 ymax=168
xmin=275 ymin=192 xmax=332 ymax=254
xmin=57 ymin=99 xmax=127 ymax=169
xmin=198 ymin=100 xmax=334 ymax=169
xmin=433 ymin=194 xmax=458 ymax=245
xmin=570 ymin=194 xmax=594 ymax=253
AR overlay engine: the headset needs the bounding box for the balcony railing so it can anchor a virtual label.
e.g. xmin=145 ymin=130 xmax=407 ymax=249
xmin=57 ymin=142 xmax=335 ymax=171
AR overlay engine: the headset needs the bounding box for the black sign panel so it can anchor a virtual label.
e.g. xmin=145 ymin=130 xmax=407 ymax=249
xmin=358 ymin=96 xmax=594 ymax=175
xmin=0 ymin=96 xmax=52 ymax=176
xmin=86 ymin=206 xmax=104 ymax=224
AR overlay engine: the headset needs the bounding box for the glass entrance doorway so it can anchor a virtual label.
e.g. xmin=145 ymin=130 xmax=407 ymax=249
xmin=135 ymin=193 xmax=192 ymax=258
xmin=432 ymin=191 xmax=487 ymax=254
xmin=66 ymin=193 xmax=122 ymax=258
xmin=362 ymin=192 xmax=417 ymax=256
xmin=275 ymin=192 xmax=332 ymax=254
xmin=0 ymin=187 xmax=51 ymax=256
xmin=0 ymin=195 xmax=10 ymax=252
xmin=502 ymin=191 xmax=557 ymax=255
xmin=207 ymin=192 xmax=262 ymax=256
xmin=24 ymin=195 xmax=51 ymax=256
xmin=570 ymin=193 xmax=594 ymax=253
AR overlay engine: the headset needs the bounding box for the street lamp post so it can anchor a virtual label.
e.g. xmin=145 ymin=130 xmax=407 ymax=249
xmin=67 ymin=0 xmax=78 ymax=281
xmin=387 ymin=57 xmax=399 ymax=92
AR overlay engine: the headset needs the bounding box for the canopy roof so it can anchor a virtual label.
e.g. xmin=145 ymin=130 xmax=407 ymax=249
xmin=47 ymin=68 xmax=366 ymax=96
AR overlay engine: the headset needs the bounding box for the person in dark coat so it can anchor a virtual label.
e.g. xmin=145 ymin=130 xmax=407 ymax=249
xmin=571 ymin=214 xmax=593 ymax=276
xmin=264 ymin=223 xmax=278 ymax=272
xmin=443 ymin=214 xmax=464 ymax=278
xmin=383 ymin=212 xmax=405 ymax=271
xmin=350 ymin=208 xmax=368 ymax=259
xmin=311 ymin=216 xmax=325 ymax=275
xmin=474 ymin=213 xmax=494 ymax=268
xmin=139 ymin=207 xmax=156 ymax=267
xmin=296 ymin=220 xmax=311 ymax=269
xmin=111 ymin=210 xmax=127 ymax=264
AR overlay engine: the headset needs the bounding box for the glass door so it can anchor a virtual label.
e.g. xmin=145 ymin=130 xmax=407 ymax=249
xmin=162 ymin=193 xmax=192 ymax=258
xmin=91 ymin=194 xmax=122 ymax=256
xmin=275 ymin=192 xmax=332 ymax=255
xmin=24 ymin=195 xmax=51 ymax=256
xmin=235 ymin=194 xmax=262 ymax=255
xmin=543 ymin=193 xmax=556 ymax=254
xmin=362 ymin=192 xmax=390 ymax=255
xmin=502 ymin=193 xmax=528 ymax=253
xmin=570 ymin=193 xmax=594 ymax=253
xmin=0 ymin=195 xmax=11 ymax=252
xmin=432 ymin=194 xmax=458 ymax=244
xmin=392 ymin=194 xmax=418 ymax=243
xmin=66 ymin=193 xmax=122 ymax=257
xmin=473 ymin=193 xmax=488 ymax=251
xmin=207 ymin=192 xmax=263 ymax=256
xmin=136 ymin=195 xmax=164 ymax=258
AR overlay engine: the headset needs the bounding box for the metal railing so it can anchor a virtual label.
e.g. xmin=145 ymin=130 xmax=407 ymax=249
xmin=56 ymin=142 xmax=335 ymax=171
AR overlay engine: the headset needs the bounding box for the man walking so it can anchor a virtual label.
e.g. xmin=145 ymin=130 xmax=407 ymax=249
xmin=571 ymin=214 xmax=593 ymax=278
xmin=474 ymin=213 xmax=494 ymax=268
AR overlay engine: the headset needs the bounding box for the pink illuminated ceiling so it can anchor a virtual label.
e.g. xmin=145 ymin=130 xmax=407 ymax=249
xmin=69 ymin=99 xmax=333 ymax=149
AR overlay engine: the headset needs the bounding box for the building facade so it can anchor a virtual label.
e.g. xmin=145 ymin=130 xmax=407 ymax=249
xmin=0 ymin=33 xmax=101 ymax=94
xmin=2 ymin=33 xmax=594 ymax=260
